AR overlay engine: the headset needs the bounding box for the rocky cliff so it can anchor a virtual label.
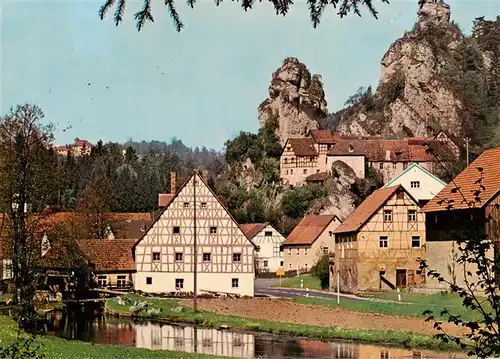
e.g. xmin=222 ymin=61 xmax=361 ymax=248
xmin=258 ymin=58 xmax=328 ymax=144
xmin=335 ymin=0 xmax=470 ymax=139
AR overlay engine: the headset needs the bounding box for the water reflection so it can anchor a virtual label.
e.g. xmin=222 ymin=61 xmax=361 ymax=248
xmin=41 ymin=311 xmax=469 ymax=359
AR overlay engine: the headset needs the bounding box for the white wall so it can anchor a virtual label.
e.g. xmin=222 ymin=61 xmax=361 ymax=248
xmin=135 ymin=272 xmax=254 ymax=297
xmin=252 ymin=225 xmax=285 ymax=273
xmin=382 ymin=164 xmax=446 ymax=202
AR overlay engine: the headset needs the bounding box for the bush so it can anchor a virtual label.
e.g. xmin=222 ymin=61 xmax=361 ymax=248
xmin=311 ymin=253 xmax=330 ymax=289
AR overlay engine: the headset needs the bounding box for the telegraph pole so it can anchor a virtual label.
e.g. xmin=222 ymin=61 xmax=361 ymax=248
xmin=193 ymin=171 xmax=198 ymax=312
xmin=464 ymin=137 xmax=471 ymax=166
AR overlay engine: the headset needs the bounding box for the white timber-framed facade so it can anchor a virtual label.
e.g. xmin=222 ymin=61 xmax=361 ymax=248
xmin=240 ymin=223 xmax=285 ymax=273
xmin=133 ymin=171 xmax=256 ymax=297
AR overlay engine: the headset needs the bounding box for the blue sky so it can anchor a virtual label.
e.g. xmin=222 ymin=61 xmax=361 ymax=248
xmin=1 ymin=0 xmax=498 ymax=150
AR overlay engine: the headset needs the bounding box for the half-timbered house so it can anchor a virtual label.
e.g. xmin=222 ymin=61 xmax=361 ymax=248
xmin=239 ymin=223 xmax=285 ymax=273
xmin=333 ymin=185 xmax=426 ymax=293
xmin=133 ymin=171 xmax=257 ymax=297
xmin=423 ymin=146 xmax=500 ymax=291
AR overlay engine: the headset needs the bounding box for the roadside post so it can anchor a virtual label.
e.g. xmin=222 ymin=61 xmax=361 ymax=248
xmin=276 ymin=268 xmax=285 ymax=287
xmin=300 ymin=279 xmax=303 ymax=289
xmin=337 ymin=270 xmax=340 ymax=304
xmin=397 ymin=287 xmax=401 ymax=302
xmin=306 ymin=288 xmax=309 ymax=297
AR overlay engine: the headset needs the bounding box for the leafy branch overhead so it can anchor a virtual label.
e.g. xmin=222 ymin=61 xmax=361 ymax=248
xmin=98 ymin=0 xmax=388 ymax=32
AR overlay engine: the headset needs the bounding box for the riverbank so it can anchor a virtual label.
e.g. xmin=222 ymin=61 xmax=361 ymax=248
xmin=105 ymin=294 xmax=463 ymax=352
xmin=0 ymin=315 xmax=221 ymax=358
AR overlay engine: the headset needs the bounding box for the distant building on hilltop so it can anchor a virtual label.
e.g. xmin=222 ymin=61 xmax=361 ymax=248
xmin=52 ymin=138 xmax=93 ymax=157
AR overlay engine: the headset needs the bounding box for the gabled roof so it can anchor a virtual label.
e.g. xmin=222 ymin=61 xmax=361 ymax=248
xmin=78 ymin=239 xmax=136 ymax=272
xmin=239 ymin=223 xmax=268 ymax=239
xmin=287 ymin=138 xmax=318 ymax=156
xmin=305 ymin=172 xmax=330 ymax=182
xmin=383 ymin=163 xmax=447 ymax=189
xmin=423 ymin=147 xmax=500 ymax=212
xmin=133 ymin=171 xmax=257 ymax=250
xmin=334 ymin=185 xmax=418 ymax=234
xmin=283 ymin=214 xmax=339 ymax=246
xmin=308 ymin=130 xmax=340 ymax=144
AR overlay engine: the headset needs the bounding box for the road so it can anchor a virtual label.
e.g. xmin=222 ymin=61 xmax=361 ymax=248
xmin=254 ymin=278 xmax=365 ymax=302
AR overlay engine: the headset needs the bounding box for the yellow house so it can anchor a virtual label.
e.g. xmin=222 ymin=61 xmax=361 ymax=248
xmin=134 ymin=171 xmax=256 ymax=297
xmin=333 ymin=185 xmax=426 ymax=293
xmin=283 ymin=214 xmax=341 ymax=273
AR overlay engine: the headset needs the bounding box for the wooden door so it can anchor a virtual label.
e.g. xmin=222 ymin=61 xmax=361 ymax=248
xmin=396 ymin=269 xmax=407 ymax=288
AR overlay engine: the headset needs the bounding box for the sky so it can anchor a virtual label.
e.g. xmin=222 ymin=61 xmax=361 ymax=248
xmin=1 ymin=0 xmax=499 ymax=150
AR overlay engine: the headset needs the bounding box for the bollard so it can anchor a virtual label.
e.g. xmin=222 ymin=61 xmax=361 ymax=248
xmin=397 ymin=287 xmax=401 ymax=302
xmin=306 ymin=288 xmax=309 ymax=297
xmin=300 ymin=279 xmax=304 ymax=289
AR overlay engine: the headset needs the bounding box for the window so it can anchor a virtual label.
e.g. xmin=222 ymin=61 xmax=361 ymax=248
xmin=290 ymin=169 xmax=293 ymax=174
xmin=383 ymin=210 xmax=393 ymax=222
xmin=305 ymin=263 xmax=308 ymax=272
xmin=210 ymin=226 xmax=217 ymax=234
xmin=152 ymin=252 xmax=161 ymax=261
xmin=408 ymin=209 xmax=417 ymax=222
xmin=316 ymin=169 xmax=320 ymax=173
xmin=173 ymin=226 xmax=180 ymax=234
xmin=117 ymin=275 xmax=126 ymax=287
xmin=265 ymin=231 xmax=272 ymax=237
xmin=146 ymin=277 xmax=152 ymax=285
xmin=263 ymin=260 xmax=268 ymax=268
xmin=232 ymin=278 xmax=239 ymax=288
xmin=288 ymin=248 xmax=291 ymax=255
xmin=97 ymin=275 xmax=107 ymax=287
xmin=304 ymin=248 xmax=308 ymax=255
xmin=381 ymin=350 xmax=390 ymax=359
xmin=410 ymin=181 xmax=420 ymax=188
xmin=175 ymin=278 xmax=184 ymax=290
xmin=279 ymin=245 xmax=284 ymax=252
xmin=323 ymin=247 xmax=329 ymax=254
xmin=280 ymin=261 xmax=284 ymax=266
xmin=255 ymin=246 xmax=260 ymax=252
xmin=296 ymin=248 xmax=300 ymax=255
xmin=183 ymin=202 xmax=189 ymax=208
xmin=289 ymin=263 xmax=292 ymax=269
xmin=284 ymin=158 xmax=288 ymax=164
xmin=175 ymin=252 xmax=183 ymax=262
xmin=379 ymin=236 xmax=388 ymax=248
xmin=232 ymin=253 xmax=241 ymax=262
xmin=392 ymin=163 xmax=397 ymax=170
xmin=396 ymin=191 xmax=404 ymax=199
xmin=286 ymin=170 xmax=289 ymax=175
xmin=412 ymin=236 xmax=421 ymax=248
xmin=403 ymin=162 xmax=408 ymax=170
xmin=310 ymin=156 xmax=314 ymax=162
xmin=203 ymin=253 xmax=211 ymax=262
xmin=201 ymin=202 xmax=207 ymax=208
xmin=303 ymin=169 xmax=307 ymax=175
xmin=379 ymin=162 xmax=384 ymax=169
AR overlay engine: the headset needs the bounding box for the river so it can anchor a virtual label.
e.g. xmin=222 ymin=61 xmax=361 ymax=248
xmin=35 ymin=306 xmax=469 ymax=359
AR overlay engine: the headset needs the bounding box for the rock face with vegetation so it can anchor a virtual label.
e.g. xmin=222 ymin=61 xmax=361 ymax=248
xmin=258 ymin=58 xmax=328 ymax=144
xmin=334 ymin=1 xmax=500 ymax=147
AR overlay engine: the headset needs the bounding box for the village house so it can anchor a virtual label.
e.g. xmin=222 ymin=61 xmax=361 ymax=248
xmin=239 ymin=223 xmax=285 ymax=273
xmin=282 ymin=214 xmax=341 ymax=273
xmin=78 ymin=239 xmax=136 ymax=289
xmin=382 ymin=163 xmax=447 ymax=205
xmin=423 ymin=146 xmax=500 ymax=291
xmin=133 ymin=171 xmax=256 ymax=297
xmin=280 ymin=130 xmax=447 ymax=186
xmin=333 ymin=185 xmax=426 ymax=293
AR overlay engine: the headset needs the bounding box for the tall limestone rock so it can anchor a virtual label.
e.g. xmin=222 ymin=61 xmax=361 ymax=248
xmin=258 ymin=58 xmax=328 ymax=144
xmin=336 ymin=0 xmax=467 ymax=139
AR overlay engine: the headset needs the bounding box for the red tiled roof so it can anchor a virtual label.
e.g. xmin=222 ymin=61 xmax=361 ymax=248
xmin=288 ymin=138 xmax=318 ymax=156
xmin=239 ymin=223 xmax=267 ymax=239
xmin=305 ymin=172 xmax=330 ymax=182
xmin=75 ymin=139 xmax=92 ymax=147
xmin=327 ymin=138 xmax=442 ymax=162
xmin=334 ymin=185 xmax=407 ymax=234
xmin=78 ymin=239 xmax=136 ymax=272
xmin=283 ymin=215 xmax=338 ymax=245
xmin=309 ymin=130 xmax=340 ymax=144
xmin=159 ymin=193 xmax=175 ymax=207
xmin=423 ymin=147 xmax=500 ymax=212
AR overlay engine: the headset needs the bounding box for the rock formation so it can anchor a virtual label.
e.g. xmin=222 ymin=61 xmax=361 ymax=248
xmin=335 ymin=0 xmax=467 ymax=139
xmin=258 ymin=58 xmax=328 ymax=144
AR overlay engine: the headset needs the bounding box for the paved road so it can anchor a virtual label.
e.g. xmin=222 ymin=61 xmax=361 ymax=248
xmin=254 ymin=278 xmax=364 ymax=302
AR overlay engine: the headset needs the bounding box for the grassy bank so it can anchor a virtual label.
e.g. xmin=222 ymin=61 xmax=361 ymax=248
xmin=272 ymin=275 xmax=322 ymax=290
xmin=0 ymin=315 xmax=220 ymax=359
xmin=294 ymin=292 xmax=485 ymax=322
xmin=106 ymin=294 xmax=460 ymax=352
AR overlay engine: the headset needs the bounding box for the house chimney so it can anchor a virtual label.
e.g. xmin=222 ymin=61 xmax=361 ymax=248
xmin=170 ymin=172 xmax=177 ymax=194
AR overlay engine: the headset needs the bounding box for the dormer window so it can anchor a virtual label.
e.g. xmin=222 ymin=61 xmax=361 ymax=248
xmin=348 ymin=145 xmax=354 ymax=153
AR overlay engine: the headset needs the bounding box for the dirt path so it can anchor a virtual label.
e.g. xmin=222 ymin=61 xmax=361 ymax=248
xmin=186 ymin=298 xmax=467 ymax=337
